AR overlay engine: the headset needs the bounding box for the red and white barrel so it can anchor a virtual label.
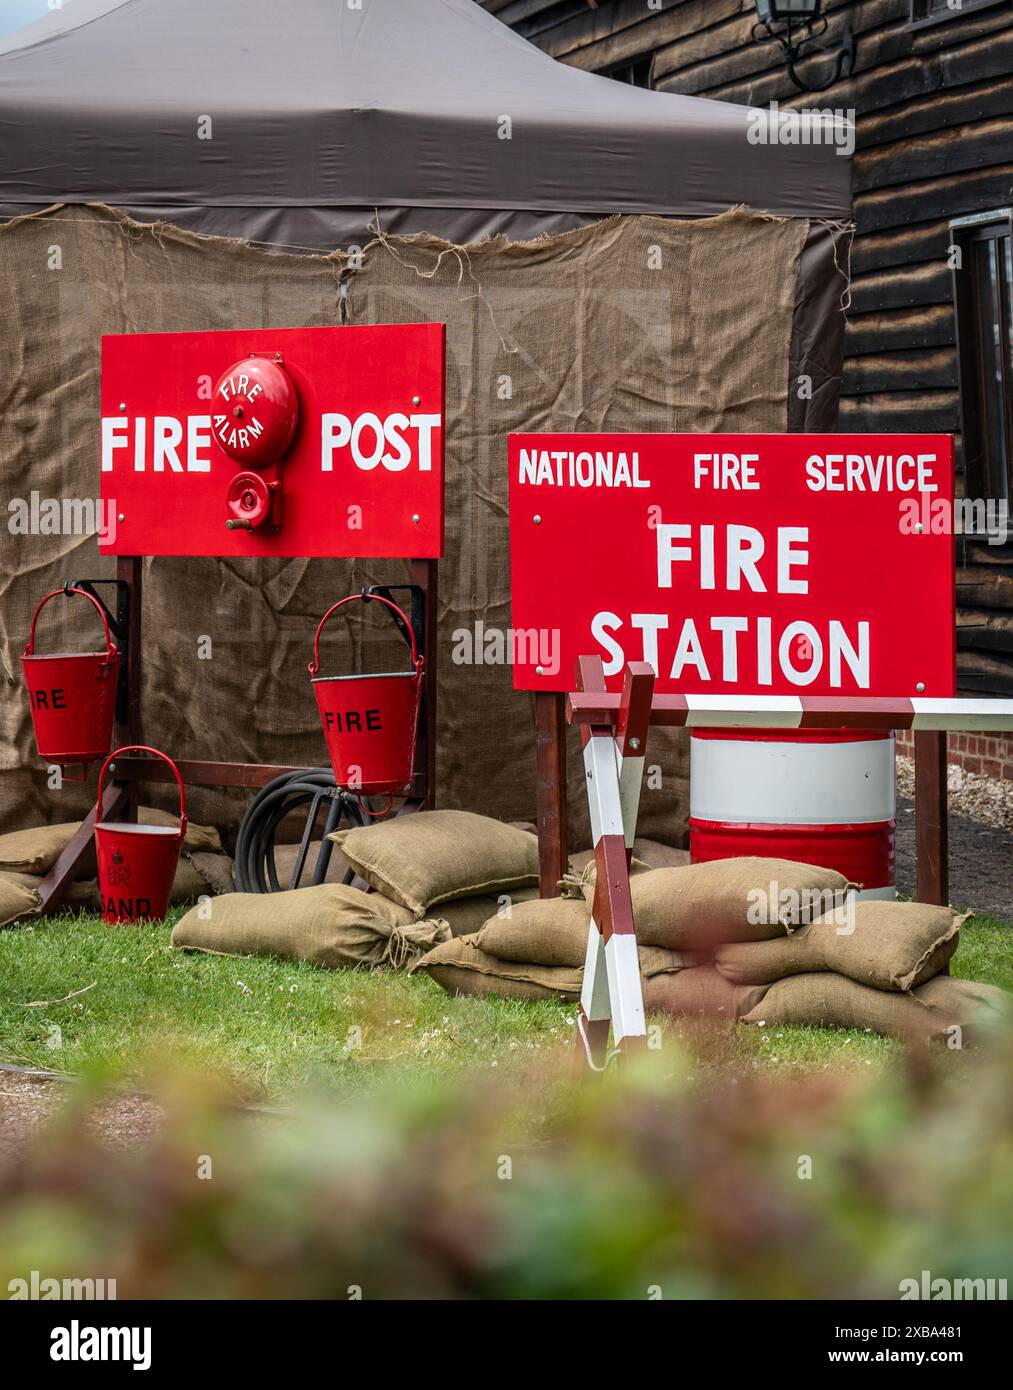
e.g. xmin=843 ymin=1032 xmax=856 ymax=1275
xmin=689 ymin=729 xmax=896 ymax=899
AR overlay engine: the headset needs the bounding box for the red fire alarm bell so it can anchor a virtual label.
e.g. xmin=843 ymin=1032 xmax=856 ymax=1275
xmin=212 ymin=353 xmax=298 ymax=531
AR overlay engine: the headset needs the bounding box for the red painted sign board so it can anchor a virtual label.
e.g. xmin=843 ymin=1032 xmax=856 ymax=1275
xmin=508 ymin=434 xmax=956 ymax=698
xmin=100 ymin=323 xmax=445 ymax=558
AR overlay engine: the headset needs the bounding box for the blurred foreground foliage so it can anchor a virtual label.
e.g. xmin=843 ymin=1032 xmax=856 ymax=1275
xmin=1 ymin=1030 xmax=1012 ymax=1300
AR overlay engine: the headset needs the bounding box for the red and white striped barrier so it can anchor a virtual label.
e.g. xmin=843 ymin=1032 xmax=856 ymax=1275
xmin=573 ymin=657 xmax=653 ymax=1068
xmin=566 ymin=666 xmax=1013 ymax=1071
xmin=566 ymin=693 xmax=1013 ymax=733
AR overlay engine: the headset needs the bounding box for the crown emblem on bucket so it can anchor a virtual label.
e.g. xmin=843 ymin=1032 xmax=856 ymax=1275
xmin=308 ymin=593 xmax=424 ymax=799
xmin=94 ymin=746 xmax=187 ymax=925
xmin=21 ymin=587 xmax=119 ymax=774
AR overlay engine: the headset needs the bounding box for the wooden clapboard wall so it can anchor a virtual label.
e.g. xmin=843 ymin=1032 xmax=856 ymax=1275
xmin=481 ymin=0 xmax=1013 ymax=699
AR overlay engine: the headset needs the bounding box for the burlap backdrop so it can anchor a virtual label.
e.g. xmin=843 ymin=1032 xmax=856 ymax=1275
xmin=0 ymin=205 xmax=806 ymax=845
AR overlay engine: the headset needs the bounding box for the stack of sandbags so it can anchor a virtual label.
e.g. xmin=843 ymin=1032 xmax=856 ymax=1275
xmin=412 ymin=856 xmax=852 ymax=1016
xmin=330 ymin=810 xmax=540 ymax=922
xmin=723 ymin=900 xmax=1010 ymax=1043
xmin=171 ymin=811 xmax=543 ymax=971
xmin=566 ymin=856 xmax=852 ymax=954
xmin=716 ymin=899 xmax=963 ymax=991
xmin=171 ymin=883 xmax=449 ymax=971
xmin=741 ymin=972 xmax=1010 ymax=1044
xmin=410 ymin=893 xmax=710 ymax=1003
xmin=0 ymin=809 xmax=235 ymax=912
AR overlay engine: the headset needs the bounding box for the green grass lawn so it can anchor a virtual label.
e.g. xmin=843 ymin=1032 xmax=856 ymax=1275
xmin=0 ymin=909 xmax=1009 ymax=1102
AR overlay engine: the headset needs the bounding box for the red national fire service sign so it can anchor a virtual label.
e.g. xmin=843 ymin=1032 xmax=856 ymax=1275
xmin=100 ymin=323 xmax=445 ymax=558
xmin=508 ymin=434 xmax=955 ymax=698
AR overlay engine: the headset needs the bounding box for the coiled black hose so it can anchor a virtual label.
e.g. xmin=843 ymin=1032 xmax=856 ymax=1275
xmin=233 ymin=767 xmax=369 ymax=893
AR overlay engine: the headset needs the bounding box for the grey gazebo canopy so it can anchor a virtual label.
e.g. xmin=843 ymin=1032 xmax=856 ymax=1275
xmin=0 ymin=0 xmax=851 ymax=247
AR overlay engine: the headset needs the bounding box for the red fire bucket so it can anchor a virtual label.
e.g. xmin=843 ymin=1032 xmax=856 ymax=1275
xmin=308 ymin=594 xmax=424 ymax=796
xmin=94 ymin=746 xmax=188 ymax=925
xmin=21 ymin=587 xmax=119 ymax=771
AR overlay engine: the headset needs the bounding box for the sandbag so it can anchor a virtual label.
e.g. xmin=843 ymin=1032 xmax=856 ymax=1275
xmin=567 ymin=850 xmax=652 ymax=876
xmin=915 ymin=976 xmax=1013 ymax=1038
xmin=438 ymin=886 xmax=540 ymax=939
xmin=270 ymin=839 xmax=353 ymax=889
xmin=0 ymin=806 xmax=221 ymax=876
xmin=643 ymin=965 xmax=764 ymax=1021
xmin=139 ymin=807 xmax=222 ymax=853
xmin=185 ymin=851 xmax=235 ymax=896
xmin=0 ymin=877 xmax=42 ymax=928
xmin=476 ymin=894 xmax=705 ymax=971
xmin=168 ymin=856 xmax=218 ymax=906
xmin=739 ymin=972 xmax=1013 ymax=1042
xmin=411 ymin=935 xmax=583 ymax=1001
xmin=0 ymin=869 xmax=97 ymax=908
xmin=477 ymin=895 xmax=592 ymax=967
xmin=172 ymin=883 xmax=444 ymax=971
xmin=633 ymin=839 xmax=692 ymax=870
xmin=0 ymin=823 xmax=79 ymax=876
xmin=331 ymin=811 xmax=539 ymax=917
xmin=715 ymin=901 xmax=966 ymax=992
xmin=412 ymin=933 xmax=702 ymax=1002
xmin=579 ymin=858 xmax=852 ymax=951
xmin=639 ymin=945 xmax=706 ymax=978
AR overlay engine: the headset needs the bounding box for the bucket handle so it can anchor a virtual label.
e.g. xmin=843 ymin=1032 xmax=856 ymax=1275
xmin=23 ymin=586 xmax=117 ymax=663
xmin=308 ymin=593 xmax=423 ymax=677
xmin=95 ymin=745 xmax=188 ymax=841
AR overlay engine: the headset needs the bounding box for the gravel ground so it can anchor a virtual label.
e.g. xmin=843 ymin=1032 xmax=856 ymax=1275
xmin=894 ymin=755 xmax=1011 ymax=919
xmin=895 ymin=796 xmax=1013 ymax=921
xmin=0 ymin=1068 xmax=165 ymax=1159
xmin=0 ymin=1068 xmax=290 ymax=1160
xmin=897 ymin=755 xmax=1013 ymax=832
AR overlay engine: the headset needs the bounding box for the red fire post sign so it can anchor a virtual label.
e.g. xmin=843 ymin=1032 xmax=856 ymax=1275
xmin=508 ymin=434 xmax=955 ymax=698
xmin=100 ymin=323 xmax=445 ymax=558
